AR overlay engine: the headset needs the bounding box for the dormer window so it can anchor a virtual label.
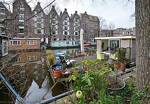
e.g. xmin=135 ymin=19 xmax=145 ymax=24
xmin=0 ymin=8 xmax=5 ymax=15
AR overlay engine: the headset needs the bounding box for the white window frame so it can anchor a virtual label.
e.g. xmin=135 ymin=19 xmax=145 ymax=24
xmin=10 ymin=40 xmax=21 ymax=45
xmin=27 ymin=40 xmax=35 ymax=45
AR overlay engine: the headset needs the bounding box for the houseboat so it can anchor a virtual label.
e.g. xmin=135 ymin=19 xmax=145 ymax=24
xmin=95 ymin=36 xmax=136 ymax=62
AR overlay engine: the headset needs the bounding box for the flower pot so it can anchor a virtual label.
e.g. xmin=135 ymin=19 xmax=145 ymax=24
xmin=119 ymin=63 xmax=126 ymax=72
xmin=114 ymin=63 xmax=121 ymax=69
xmin=53 ymin=70 xmax=62 ymax=79
xmin=108 ymin=76 xmax=126 ymax=91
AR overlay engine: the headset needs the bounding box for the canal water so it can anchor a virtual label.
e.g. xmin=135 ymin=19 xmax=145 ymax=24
xmin=0 ymin=49 xmax=73 ymax=104
xmin=0 ymin=47 xmax=95 ymax=103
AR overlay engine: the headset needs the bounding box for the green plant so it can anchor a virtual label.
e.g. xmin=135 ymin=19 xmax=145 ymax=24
xmin=115 ymin=48 xmax=129 ymax=64
xmin=47 ymin=53 xmax=55 ymax=66
xmin=68 ymin=60 xmax=112 ymax=103
xmin=67 ymin=60 xmax=145 ymax=104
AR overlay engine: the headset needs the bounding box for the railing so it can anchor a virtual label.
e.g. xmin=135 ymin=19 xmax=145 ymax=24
xmin=0 ymin=72 xmax=24 ymax=103
xmin=39 ymin=90 xmax=73 ymax=104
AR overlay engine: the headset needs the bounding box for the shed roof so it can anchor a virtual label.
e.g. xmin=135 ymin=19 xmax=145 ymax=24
xmin=95 ymin=36 xmax=136 ymax=40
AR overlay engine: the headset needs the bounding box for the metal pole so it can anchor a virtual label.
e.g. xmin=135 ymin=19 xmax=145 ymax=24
xmin=39 ymin=90 xmax=73 ymax=104
xmin=0 ymin=72 xmax=24 ymax=104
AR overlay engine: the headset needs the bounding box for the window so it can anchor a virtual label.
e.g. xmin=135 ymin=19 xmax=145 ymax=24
xmin=27 ymin=40 xmax=34 ymax=45
xmin=37 ymin=12 xmax=42 ymax=17
xmin=64 ymin=17 xmax=69 ymax=21
xmin=52 ymin=21 xmax=56 ymax=25
xmin=52 ymin=31 xmax=55 ymax=35
xmin=19 ymin=14 xmax=24 ymax=20
xmin=37 ymin=23 xmax=41 ymax=28
xmin=11 ymin=40 xmax=21 ymax=45
xmin=74 ymin=27 xmax=78 ymax=31
xmin=64 ymin=22 xmax=68 ymax=25
xmin=37 ymin=18 xmax=41 ymax=22
xmin=66 ymin=41 xmax=69 ymax=44
xmin=28 ymin=56 xmax=32 ymax=61
xmin=64 ymin=31 xmax=68 ymax=35
xmin=19 ymin=29 xmax=24 ymax=33
xmin=17 ymin=57 xmax=21 ymax=62
xmin=19 ymin=22 xmax=24 ymax=26
xmin=75 ymin=18 xmax=79 ymax=22
xmin=20 ymin=8 xmax=24 ymax=12
xmin=64 ymin=26 xmax=68 ymax=30
xmin=110 ymin=40 xmax=120 ymax=51
xmin=0 ymin=8 xmax=5 ymax=14
xmin=37 ymin=29 xmax=41 ymax=33
xmin=53 ymin=38 xmax=56 ymax=41
xmin=75 ymin=32 xmax=78 ymax=35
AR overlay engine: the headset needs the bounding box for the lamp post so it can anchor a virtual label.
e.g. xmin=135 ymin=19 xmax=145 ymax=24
xmin=80 ymin=28 xmax=84 ymax=53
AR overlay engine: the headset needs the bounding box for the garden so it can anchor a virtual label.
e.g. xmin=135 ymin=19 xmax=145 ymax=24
xmin=46 ymin=48 xmax=149 ymax=104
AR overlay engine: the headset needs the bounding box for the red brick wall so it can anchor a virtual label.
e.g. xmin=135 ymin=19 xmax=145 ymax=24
xmin=9 ymin=39 xmax=41 ymax=50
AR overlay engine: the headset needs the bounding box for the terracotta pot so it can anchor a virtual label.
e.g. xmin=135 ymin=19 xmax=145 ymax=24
xmin=120 ymin=63 xmax=126 ymax=72
xmin=114 ymin=63 xmax=121 ymax=69
xmin=53 ymin=70 xmax=62 ymax=79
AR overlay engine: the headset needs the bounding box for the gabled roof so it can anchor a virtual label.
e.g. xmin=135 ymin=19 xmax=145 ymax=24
xmin=48 ymin=5 xmax=59 ymax=18
xmin=13 ymin=0 xmax=32 ymax=11
xmin=71 ymin=11 xmax=80 ymax=20
xmin=81 ymin=11 xmax=99 ymax=22
xmin=0 ymin=2 xmax=10 ymax=13
xmin=61 ymin=8 xmax=70 ymax=19
xmin=33 ymin=2 xmax=45 ymax=15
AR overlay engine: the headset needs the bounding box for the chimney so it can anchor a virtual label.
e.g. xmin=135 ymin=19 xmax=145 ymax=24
xmin=52 ymin=5 xmax=55 ymax=8
xmin=64 ymin=8 xmax=67 ymax=12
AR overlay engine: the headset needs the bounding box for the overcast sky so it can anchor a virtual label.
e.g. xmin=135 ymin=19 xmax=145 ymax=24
xmin=2 ymin=0 xmax=135 ymax=28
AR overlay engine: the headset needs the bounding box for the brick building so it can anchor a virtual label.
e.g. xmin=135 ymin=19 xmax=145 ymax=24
xmin=9 ymin=38 xmax=41 ymax=51
xmin=33 ymin=2 xmax=47 ymax=38
xmin=0 ymin=0 xmax=100 ymax=49
xmin=12 ymin=0 xmax=33 ymax=38
xmin=48 ymin=7 xmax=81 ymax=47
xmin=80 ymin=12 xmax=100 ymax=44
xmin=100 ymin=30 xmax=114 ymax=37
xmin=100 ymin=28 xmax=135 ymax=37
xmin=47 ymin=7 xmax=99 ymax=48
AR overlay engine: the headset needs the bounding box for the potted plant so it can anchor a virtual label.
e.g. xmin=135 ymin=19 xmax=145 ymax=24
xmin=117 ymin=48 xmax=129 ymax=71
xmin=113 ymin=48 xmax=129 ymax=71
xmin=108 ymin=73 xmax=126 ymax=91
xmin=110 ymin=50 xmax=121 ymax=70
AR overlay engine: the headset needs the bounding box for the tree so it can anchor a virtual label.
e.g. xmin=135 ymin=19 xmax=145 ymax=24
xmin=135 ymin=0 xmax=150 ymax=93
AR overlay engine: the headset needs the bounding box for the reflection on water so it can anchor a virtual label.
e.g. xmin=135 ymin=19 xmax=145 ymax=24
xmin=0 ymin=51 xmax=67 ymax=104
xmin=51 ymin=48 xmax=80 ymax=57
xmin=0 ymin=47 xmax=96 ymax=103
